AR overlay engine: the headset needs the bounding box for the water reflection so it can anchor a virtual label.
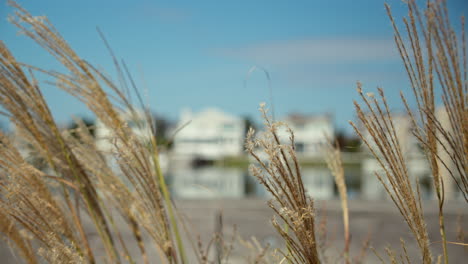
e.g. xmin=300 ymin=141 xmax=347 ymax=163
xmin=250 ymin=167 xmax=335 ymax=199
xmin=168 ymin=167 xmax=245 ymax=198
xmin=167 ymin=166 xmax=362 ymax=199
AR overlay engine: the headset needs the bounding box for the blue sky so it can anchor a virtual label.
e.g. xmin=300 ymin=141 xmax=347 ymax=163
xmin=1 ymin=0 xmax=467 ymax=133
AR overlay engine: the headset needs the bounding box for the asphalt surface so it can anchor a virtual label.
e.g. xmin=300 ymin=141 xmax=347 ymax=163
xmin=1 ymin=199 xmax=466 ymax=263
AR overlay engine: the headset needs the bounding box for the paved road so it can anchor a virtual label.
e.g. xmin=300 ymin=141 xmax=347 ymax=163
xmin=1 ymin=199 xmax=466 ymax=263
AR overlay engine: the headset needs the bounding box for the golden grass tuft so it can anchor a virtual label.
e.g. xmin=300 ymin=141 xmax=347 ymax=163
xmin=350 ymin=0 xmax=467 ymax=263
xmin=1 ymin=1 xmax=188 ymax=263
xmin=246 ymin=104 xmax=320 ymax=264
xmin=323 ymin=140 xmax=350 ymax=263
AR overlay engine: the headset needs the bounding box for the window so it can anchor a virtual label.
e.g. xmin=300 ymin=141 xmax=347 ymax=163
xmin=295 ymin=142 xmax=305 ymax=153
xmin=223 ymin=123 xmax=234 ymax=131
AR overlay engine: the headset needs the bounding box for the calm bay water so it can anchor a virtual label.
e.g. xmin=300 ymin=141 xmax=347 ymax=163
xmin=166 ymin=166 xmax=362 ymax=199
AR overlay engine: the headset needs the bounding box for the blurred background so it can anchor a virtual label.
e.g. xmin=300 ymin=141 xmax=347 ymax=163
xmin=1 ymin=0 xmax=466 ymax=200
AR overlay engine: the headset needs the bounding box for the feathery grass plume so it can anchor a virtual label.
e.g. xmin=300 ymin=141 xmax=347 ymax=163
xmin=62 ymin=119 xmax=149 ymax=263
xmin=0 ymin=194 xmax=38 ymax=264
xmin=351 ymin=0 xmax=468 ymax=262
xmin=399 ymin=0 xmax=467 ymax=201
xmin=0 ymin=40 xmax=104 ymax=263
xmin=1 ymin=1 xmax=189 ymax=263
xmin=350 ymin=85 xmax=432 ymax=263
xmin=246 ymin=103 xmax=320 ymax=264
xmin=385 ymin=0 xmax=467 ymax=262
xmin=323 ymin=140 xmax=350 ymax=263
xmin=0 ymin=131 xmax=84 ymax=263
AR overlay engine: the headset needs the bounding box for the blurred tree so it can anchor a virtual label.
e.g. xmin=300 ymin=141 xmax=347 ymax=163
xmin=153 ymin=114 xmax=172 ymax=148
xmin=335 ymin=130 xmax=361 ymax=152
xmin=243 ymin=116 xmax=256 ymax=135
xmin=23 ymin=142 xmax=49 ymax=171
xmin=243 ymin=116 xmax=256 ymax=147
xmin=67 ymin=117 xmax=96 ymax=139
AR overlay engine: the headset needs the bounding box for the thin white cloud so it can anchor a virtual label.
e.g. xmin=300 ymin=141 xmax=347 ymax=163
xmin=278 ymin=68 xmax=406 ymax=88
xmin=214 ymin=38 xmax=399 ymax=66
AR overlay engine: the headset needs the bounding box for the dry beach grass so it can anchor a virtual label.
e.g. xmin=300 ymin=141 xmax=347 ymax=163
xmin=0 ymin=0 xmax=466 ymax=263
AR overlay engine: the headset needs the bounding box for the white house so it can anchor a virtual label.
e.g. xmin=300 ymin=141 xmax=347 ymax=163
xmin=95 ymin=109 xmax=169 ymax=173
xmin=95 ymin=109 xmax=153 ymax=153
xmin=251 ymin=167 xmax=334 ymax=200
xmin=169 ymin=167 xmax=245 ymax=198
xmin=360 ymin=114 xmax=419 ymax=157
xmin=301 ymin=167 xmax=335 ymax=199
xmin=277 ymin=113 xmax=334 ymax=157
xmin=248 ymin=113 xmax=335 ymax=199
xmin=435 ymin=106 xmax=461 ymax=200
xmin=172 ymin=108 xmax=245 ymax=160
xmin=360 ymin=114 xmax=432 ymax=200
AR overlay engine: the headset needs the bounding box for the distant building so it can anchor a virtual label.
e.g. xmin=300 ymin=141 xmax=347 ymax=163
xmin=278 ymin=113 xmax=334 ymax=157
xmin=95 ymin=109 xmax=153 ymax=153
xmin=301 ymin=167 xmax=335 ymax=199
xmin=360 ymin=114 xmax=419 ymax=157
xmin=359 ymin=114 xmax=431 ymax=200
xmin=95 ymin=109 xmax=169 ymax=173
xmin=249 ymin=113 xmax=335 ymax=199
xmin=251 ymin=167 xmax=334 ymax=200
xmin=361 ymin=108 xmax=461 ymax=201
xmin=170 ymin=167 xmax=245 ymax=199
xmin=435 ymin=106 xmax=461 ymax=200
xmin=172 ymin=108 xmax=245 ymax=160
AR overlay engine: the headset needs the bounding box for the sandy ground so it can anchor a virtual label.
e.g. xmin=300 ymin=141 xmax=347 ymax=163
xmin=1 ymin=199 xmax=467 ymax=263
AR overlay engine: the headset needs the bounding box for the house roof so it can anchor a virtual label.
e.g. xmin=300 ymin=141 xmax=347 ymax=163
xmin=181 ymin=108 xmax=241 ymax=124
xmin=284 ymin=113 xmax=332 ymax=125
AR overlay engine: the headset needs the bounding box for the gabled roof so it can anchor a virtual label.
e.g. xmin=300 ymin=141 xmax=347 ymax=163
xmin=284 ymin=113 xmax=332 ymax=125
xmin=182 ymin=108 xmax=241 ymax=124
